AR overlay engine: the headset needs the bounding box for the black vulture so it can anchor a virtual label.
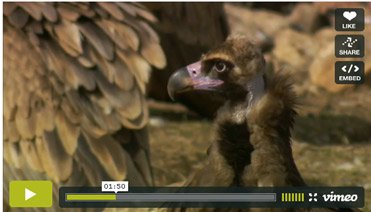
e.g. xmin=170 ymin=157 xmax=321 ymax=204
xmin=168 ymin=35 xmax=305 ymax=188
xmin=167 ymin=36 xmax=361 ymax=212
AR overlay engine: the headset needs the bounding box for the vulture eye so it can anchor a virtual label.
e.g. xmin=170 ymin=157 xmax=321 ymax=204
xmin=214 ymin=61 xmax=227 ymax=73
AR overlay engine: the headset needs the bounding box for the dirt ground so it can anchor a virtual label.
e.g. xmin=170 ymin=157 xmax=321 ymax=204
xmin=148 ymin=85 xmax=371 ymax=211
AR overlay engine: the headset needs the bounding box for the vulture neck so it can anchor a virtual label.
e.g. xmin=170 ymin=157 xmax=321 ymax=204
xmin=224 ymin=71 xmax=266 ymax=117
xmin=214 ymin=72 xmax=306 ymax=187
xmin=214 ymin=72 xmax=266 ymax=186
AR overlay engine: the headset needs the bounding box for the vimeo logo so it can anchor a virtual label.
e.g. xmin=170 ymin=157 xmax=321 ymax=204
xmin=322 ymin=191 xmax=358 ymax=202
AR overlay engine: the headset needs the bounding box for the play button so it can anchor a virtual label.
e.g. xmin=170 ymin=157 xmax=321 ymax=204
xmin=25 ymin=188 xmax=36 ymax=201
xmin=9 ymin=181 xmax=52 ymax=207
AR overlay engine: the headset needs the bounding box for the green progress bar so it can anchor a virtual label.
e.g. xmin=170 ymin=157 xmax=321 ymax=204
xmin=67 ymin=194 xmax=116 ymax=201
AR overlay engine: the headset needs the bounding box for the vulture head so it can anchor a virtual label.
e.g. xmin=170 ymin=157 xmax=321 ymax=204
xmin=168 ymin=35 xmax=266 ymax=107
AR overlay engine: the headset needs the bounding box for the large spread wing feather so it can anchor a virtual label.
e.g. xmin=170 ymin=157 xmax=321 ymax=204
xmin=4 ymin=3 xmax=166 ymax=210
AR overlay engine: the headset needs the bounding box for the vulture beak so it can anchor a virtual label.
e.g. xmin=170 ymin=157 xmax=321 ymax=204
xmin=167 ymin=61 xmax=224 ymax=100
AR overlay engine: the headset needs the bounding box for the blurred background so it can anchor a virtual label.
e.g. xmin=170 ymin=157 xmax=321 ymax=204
xmin=3 ymin=2 xmax=371 ymax=211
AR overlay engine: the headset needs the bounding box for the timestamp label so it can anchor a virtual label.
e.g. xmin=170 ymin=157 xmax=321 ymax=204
xmin=101 ymin=181 xmax=129 ymax=193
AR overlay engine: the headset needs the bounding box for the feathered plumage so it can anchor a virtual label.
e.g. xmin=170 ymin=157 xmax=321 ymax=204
xmin=3 ymin=3 xmax=210 ymax=212
xmin=4 ymin=2 xmax=229 ymax=210
xmin=4 ymin=4 xmax=163 ymax=211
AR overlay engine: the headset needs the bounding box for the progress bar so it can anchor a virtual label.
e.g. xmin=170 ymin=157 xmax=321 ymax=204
xmin=59 ymin=187 xmax=364 ymax=208
xmin=67 ymin=194 xmax=116 ymax=201
xmin=66 ymin=193 xmax=276 ymax=202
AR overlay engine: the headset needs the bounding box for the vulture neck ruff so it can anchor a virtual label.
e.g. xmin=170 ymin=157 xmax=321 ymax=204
xmin=211 ymin=71 xmax=305 ymax=187
xmin=218 ymin=71 xmax=266 ymax=125
xmin=211 ymin=71 xmax=267 ymax=186
xmin=246 ymin=71 xmax=265 ymax=112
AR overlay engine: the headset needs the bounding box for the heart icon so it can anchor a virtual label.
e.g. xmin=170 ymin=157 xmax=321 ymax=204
xmin=343 ymin=11 xmax=357 ymax=21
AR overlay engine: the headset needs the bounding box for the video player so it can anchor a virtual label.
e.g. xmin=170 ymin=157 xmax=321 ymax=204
xmin=3 ymin=1 xmax=370 ymax=212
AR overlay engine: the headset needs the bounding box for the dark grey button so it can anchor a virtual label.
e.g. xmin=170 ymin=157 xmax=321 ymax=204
xmin=335 ymin=8 xmax=364 ymax=31
xmin=335 ymin=61 xmax=364 ymax=84
xmin=335 ymin=35 xmax=364 ymax=58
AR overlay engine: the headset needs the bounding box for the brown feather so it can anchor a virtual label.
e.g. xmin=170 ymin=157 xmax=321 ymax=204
xmin=92 ymin=4 xmax=108 ymax=18
xmin=26 ymin=20 xmax=44 ymax=34
xmin=80 ymin=116 xmax=107 ymax=138
xmin=48 ymin=73 xmax=65 ymax=95
xmin=115 ymin=95 xmax=148 ymax=130
xmin=35 ymin=136 xmax=57 ymax=181
xmin=115 ymin=87 xmax=143 ymax=120
xmin=54 ymin=19 xmax=83 ymax=55
xmin=56 ymin=4 xmax=81 ymax=21
xmin=77 ymin=42 xmax=96 ymax=68
xmin=70 ymin=3 xmax=95 ymax=18
xmin=137 ymin=21 xmax=166 ymax=69
xmin=116 ymin=48 xmax=151 ymax=93
xmin=94 ymin=70 xmax=134 ymax=109
xmin=16 ymin=85 xmax=31 ymax=118
xmin=84 ymin=133 xmax=127 ymax=180
xmin=77 ymin=56 xmax=95 ymax=69
xmin=8 ymin=142 xmax=25 ymax=169
xmin=42 ymin=20 xmax=54 ymax=36
xmin=122 ymin=148 xmax=147 ymax=186
xmin=112 ymin=59 xmax=135 ymax=91
xmin=71 ymin=2 xmax=90 ymax=11
xmin=55 ymin=37 xmax=80 ymax=57
xmin=17 ymin=3 xmax=43 ymax=21
xmin=116 ymin=3 xmax=137 ymax=16
xmin=42 ymin=130 xmax=73 ymax=181
xmin=98 ymin=2 xmax=125 ymax=21
xmin=42 ymin=40 xmax=96 ymax=90
xmin=62 ymin=163 xmax=89 ymax=187
xmin=96 ymin=19 xmax=139 ymax=51
xmin=41 ymin=3 xmax=58 ymax=22
xmin=36 ymin=104 xmax=55 ymax=132
xmin=3 ymin=3 xmax=18 ymax=16
xmin=78 ymin=21 xmax=114 ymax=61
xmin=89 ymin=46 xmax=115 ymax=83
xmin=55 ymin=111 xmax=80 ymax=155
xmin=137 ymin=19 xmax=160 ymax=42
xmin=105 ymin=113 xmax=122 ymax=132
xmin=64 ymin=57 xmax=96 ymax=91
xmin=3 ymin=103 xmax=15 ymax=123
xmin=73 ymin=146 xmax=104 ymax=186
xmin=60 ymin=98 xmax=81 ymax=124
xmin=4 ymin=121 xmax=20 ymax=143
xmin=65 ymin=90 xmax=110 ymax=133
xmin=7 ymin=7 xmax=29 ymax=28
xmin=26 ymin=31 xmax=40 ymax=47
xmin=3 ymin=142 xmax=12 ymax=165
xmin=89 ymin=95 xmax=112 ymax=115
xmin=132 ymin=5 xmax=158 ymax=23
xmin=20 ymin=140 xmax=44 ymax=172
xmin=33 ymin=106 xmax=46 ymax=136
xmin=88 ymin=40 xmax=134 ymax=91
xmin=133 ymin=148 xmax=152 ymax=186
xmin=15 ymin=109 xmax=36 ymax=139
